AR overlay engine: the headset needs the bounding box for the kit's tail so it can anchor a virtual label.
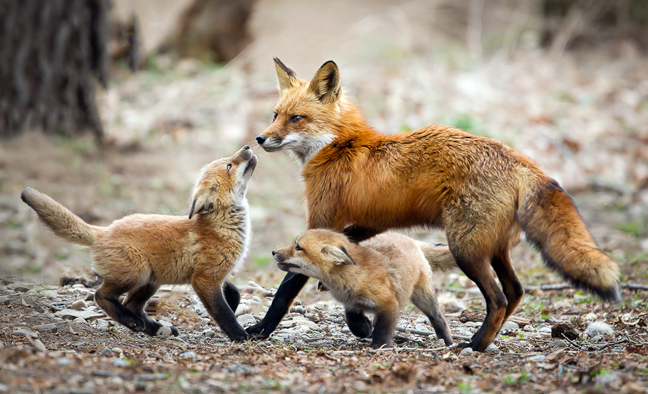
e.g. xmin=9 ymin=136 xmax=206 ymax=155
xmin=21 ymin=187 xmax=101 ymax=246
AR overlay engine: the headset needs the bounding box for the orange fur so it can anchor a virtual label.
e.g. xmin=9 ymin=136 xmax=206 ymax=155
xmin=255 ymin=58 xmax=621 ymax=352
xmin=21 ymin=146 xmax=258 ymax=341
xmin=273 ymin=230 xmax=454 ymax=348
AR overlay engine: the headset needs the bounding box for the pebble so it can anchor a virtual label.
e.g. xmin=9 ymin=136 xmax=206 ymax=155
xmin=459 ymin=347 xmax=474 ymax=356
xmin=223 ymin=364 xmax=258 ymax=375
xmin=501 ymin=321 xmax=519 ymax=331
xmin=538 ymin=326 xmax=552 ymax=334
xmin=12 ymin=329 xmax=38 ymax=338
xmin=179 ymin=351 xmax=196 ymax=360
xmin=526 ymin=354 xmax=546 ymax=362
xmin=113 ymin=359 xmax=130 ymax=367
xmin=0 ymin=383 xmax=7 ymax=392
xmin=234 ymin=305 xmax=252 ymax=317
xmin=585 ymin=321 xmax=614 ymax=336
xmin=550 ymin=339 xmax=569 ymax=350
xmin=73 ymin=317 xmax=87 ymax=325
xmin=39 ymin=290 xmax=59 ymax=299
xmin=58 ymin=358 xmax=71 ymax=366
xmin=35 ymin=323 xmax=58 ymax=332
xmin=55 ymin=309 xmax=103 ymax=320
xmin=111 ymin=348 xmax=123 ymax=356
xmin=202 ymin=329 xmax=216 ymax=338
xmin=0 ymin=296 xmax=9 ymax=305
xmin=156 ymin=326 xmax=174 ymax=337
xmin=595 ymin=371 xmax=621 ymax=385
xmin=546 ymin=349 xmax=566 ymax=362
xmin=30 ymin=339 xmax=47 ymax=352
xmin=99 ymin=347 xmax=114 ymax=357
xmin=95 ymin=320 xmax=110 ymax=330
xmin=71 ymin=300 xmax=87 ymax=310
xmin=237 ymin=314 xmax=256 ymax=326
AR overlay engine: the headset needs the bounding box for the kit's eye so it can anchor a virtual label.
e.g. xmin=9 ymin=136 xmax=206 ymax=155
xmin=227 ymin=163 xmax=232 ymax=173
xmin=272 ymin=112 xmax=278 ymax=122
xmin=295 ymin=244 xmax=304 ymax=251
xmin=290 ymin=115 xmax=304 ymax=123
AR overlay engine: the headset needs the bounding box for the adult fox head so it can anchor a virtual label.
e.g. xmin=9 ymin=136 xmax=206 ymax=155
xmin=272 ymin=229 xmax=357 ymax=281
xmin=189 ymin=145 xmax=257 ymax=219
xmin=255 ymin=58 xmax=344 ymax=163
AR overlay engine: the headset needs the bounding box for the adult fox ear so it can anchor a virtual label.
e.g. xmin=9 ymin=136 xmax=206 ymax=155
xmin=188 ymin=193 xmax=214 ymax=219
xmin=309 ymin=60 xmax=341 ymax=104
xmin=274 ymin=57 xmax=297 ymax=92
xmin=322 ymin=245 xmax=356 ymax=266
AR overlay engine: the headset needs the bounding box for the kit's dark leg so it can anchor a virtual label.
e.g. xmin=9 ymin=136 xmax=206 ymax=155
xmin=345 ymin=308 xmax=372 ymax=338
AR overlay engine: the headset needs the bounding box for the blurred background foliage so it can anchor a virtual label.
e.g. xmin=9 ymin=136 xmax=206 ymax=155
xmin=0 ymin=0 xmax=646 ymax=293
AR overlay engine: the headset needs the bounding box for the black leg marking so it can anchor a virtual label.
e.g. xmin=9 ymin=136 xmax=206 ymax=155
xmin=223 ymin=280 xmax=241 ymax=313
xmin=95 ymin=281 xmax=145 ymax=332
xmin=246 ymin=272 xmax=309 ymax=339
xmin=345 ymin=308 xmax=372 ymax=338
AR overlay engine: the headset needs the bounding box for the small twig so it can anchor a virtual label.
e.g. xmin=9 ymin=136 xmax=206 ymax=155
xmin=396 ymin=326 xmax=435 ymax=337
xmin=561 ymin=333 xmax=587 ymax=351
xmin=593 ymin=338 xmax=628 ymax=352
xmin=525 ymin=282 xmax=648 ymax=292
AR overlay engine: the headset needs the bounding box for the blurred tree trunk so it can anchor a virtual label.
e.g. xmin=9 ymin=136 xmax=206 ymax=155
xmin=164 ymin=0 xmax=256 ymax=63
xmin=0 ymin=0 xmax=110 ymax=141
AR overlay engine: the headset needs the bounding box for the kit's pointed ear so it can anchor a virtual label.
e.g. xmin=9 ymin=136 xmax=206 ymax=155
xmin=189 ymin=190 xmax=214 ymax=219
xmin=274 ymin=57 xmax=297 ymax=92
xmin=322 ymin=245 xmax=356 ymax=266
xmin=308 ymin=60 xmax=341 ymax=104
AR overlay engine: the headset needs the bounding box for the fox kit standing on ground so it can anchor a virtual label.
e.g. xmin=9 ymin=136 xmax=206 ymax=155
xmin=273 ymin=229 xmax=455 ymax=348
xmin=21 ymin=146 xmax=257 ymax=342
xmin=250 ymin=58 xmax=621 ymax=352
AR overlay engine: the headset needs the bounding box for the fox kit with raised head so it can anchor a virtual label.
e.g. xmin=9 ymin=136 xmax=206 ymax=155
xmin=273 ymin=230 xmax=455 ymax=348
xmin=250 ymin=58 xmax=621 ymax=352
xmin=21 ymin=146 xmax=257 ymax=342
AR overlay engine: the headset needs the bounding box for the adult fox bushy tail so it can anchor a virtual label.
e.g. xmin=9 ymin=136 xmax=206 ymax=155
xmin=21 ymin=187 xmax=100 ymax=246
xmin=517 ymin=180 xmax=620 ymax=301
xmin=249 ymin=58 xmax=621 ymax=352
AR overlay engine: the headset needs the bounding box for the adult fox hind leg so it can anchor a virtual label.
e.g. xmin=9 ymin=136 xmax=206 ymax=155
xmin=411 ymin=284 xmax=453 ymax=345
xmin=345 ymin=308 xmax=372 ymax=338
xmin=123 ymin=283 xmax=179 ymax=337
xmin=246 ymin=272 xmax=310 ymax=338
xmin=223 ymin=280 xmax=241 ymax=313
xmin=95 ymin=280 xmax=146 ymax=332
xmin=452 ymin=253 xmax=508 ymax=351
xmin=491 ymin=249 xmax=525 ymax=324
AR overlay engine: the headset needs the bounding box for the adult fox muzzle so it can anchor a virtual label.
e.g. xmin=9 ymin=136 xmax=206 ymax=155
xmin=248 ymin=58 xmax=621 ymax=352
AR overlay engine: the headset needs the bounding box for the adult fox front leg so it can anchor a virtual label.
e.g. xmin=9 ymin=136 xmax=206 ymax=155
xmin=249 ymin=58 xmax=621 ymax=351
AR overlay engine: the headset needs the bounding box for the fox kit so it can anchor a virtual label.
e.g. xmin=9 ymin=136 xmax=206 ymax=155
xmin=273 ymin=229 xmax=455 ymax=348
xmin=249 ymin=58 xmax=621 ymax=352
xmin=21 ymin=146 xmax=257 ymax=342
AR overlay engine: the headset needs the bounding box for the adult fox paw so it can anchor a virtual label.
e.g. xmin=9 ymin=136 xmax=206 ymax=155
xmin=246 ymin=323 xmax=271 ymax=339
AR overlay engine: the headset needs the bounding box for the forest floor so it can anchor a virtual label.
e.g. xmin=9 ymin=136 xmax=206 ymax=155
xmin=1 ymin=275 xmax=648 ymax=393
xmin=1 ymin=0 xmax=648 ymax=392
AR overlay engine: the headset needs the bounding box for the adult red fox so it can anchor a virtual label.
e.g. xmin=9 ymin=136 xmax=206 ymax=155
xmin=273 ymin=229 xmax=455 ymax=348
xmin=22 ymin=146 xmax=257 ymax=342
xmin=250 ymin=58 xmax=621 ymax=352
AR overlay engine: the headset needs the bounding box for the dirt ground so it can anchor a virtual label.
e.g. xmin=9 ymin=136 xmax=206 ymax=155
xmin=1 ymin=0 xmax=647 ymax=392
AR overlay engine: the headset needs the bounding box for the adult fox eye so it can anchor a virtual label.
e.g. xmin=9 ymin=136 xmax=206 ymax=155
xmin=227 ymin=163 xmax=232 ymax=172
xmin=272 ymin=112 xmax=277 ymax=122
xmin=290 ymin=115 xmax=303 ymax=123
xmin=295 ymin=244 xmax=304 ymax=251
